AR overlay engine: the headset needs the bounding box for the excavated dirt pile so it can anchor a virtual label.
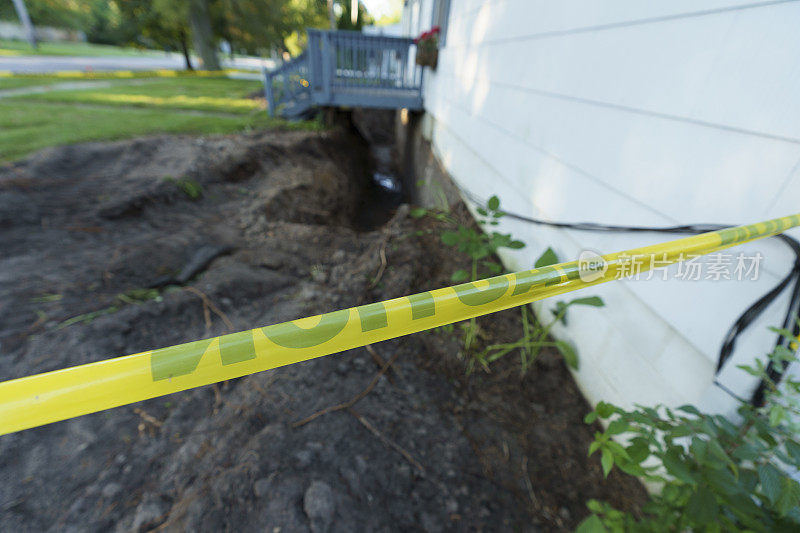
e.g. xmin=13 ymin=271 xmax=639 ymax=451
xmin=0 ymin=125 xmax=645 ymax=532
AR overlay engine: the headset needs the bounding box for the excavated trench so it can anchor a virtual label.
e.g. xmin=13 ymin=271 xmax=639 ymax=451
xmin=0 ymin=116 xmax=645 ymax=531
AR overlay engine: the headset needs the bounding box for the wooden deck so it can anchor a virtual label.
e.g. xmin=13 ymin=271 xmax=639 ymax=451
xmin=263 ymin=30 xmax=423 ymax=118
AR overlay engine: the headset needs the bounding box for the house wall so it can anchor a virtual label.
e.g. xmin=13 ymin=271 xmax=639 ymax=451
xmin=402 ymin=0 xmax=800 ymax=414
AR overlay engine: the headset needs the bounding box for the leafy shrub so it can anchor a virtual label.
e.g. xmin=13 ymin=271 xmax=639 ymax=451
xmin=578 ymin=328 xmax=800 ymax=532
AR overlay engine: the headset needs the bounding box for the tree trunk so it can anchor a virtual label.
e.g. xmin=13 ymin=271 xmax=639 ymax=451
xmin=187 ymin=0 xmax=221 ymax=71
xmin=327 ymin=0 xmax=336 ymax=30
xmin=179 ymin=30 xmax=194 ymax=71
xmin=11 ymin=0 xmax=37 ymax=49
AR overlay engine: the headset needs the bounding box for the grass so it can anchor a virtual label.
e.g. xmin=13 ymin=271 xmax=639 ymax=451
xmin=0 ymin=69 xmax=256 ymax=90
xmin=11 ymin=77 xmax=265 ymax=114
xmin=0 ymin=39 xmax=164 ymax=57
xmin=0 ymin=76 xmax=68 ymax=89
xmin=0 ymin=100 xmax=317 ymax=162
xmin=0 ymin=74 xmax=317 ymax=162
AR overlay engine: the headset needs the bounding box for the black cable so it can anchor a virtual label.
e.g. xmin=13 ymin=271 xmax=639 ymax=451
xmin=456 ymin=186 xmax=800 ymax=403
xmin=752 ymin=266 xmax=800 ymax=406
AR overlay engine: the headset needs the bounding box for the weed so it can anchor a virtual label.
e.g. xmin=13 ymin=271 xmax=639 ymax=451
xmin=30 ymin=293 xmax=62 ymax=303
xmin=409 ymin=206 xmax=454 ymax=225
xmin=429 ymin=195 xmax=604 ymax=373
xmin=55 ymin=287 xmax=165 ymax=329
xmin=437 ymin=196 xmax=524 ymax=283
xmin=310 ymin=264 xmax=326 ymax=283
xmin=164 ymin=176 xmax=203 ymax=200
xmin=117 ymin=288 xmax=162 ymax=304
xmin=56 ymin=306 xmax=119 ymax=329
xmin=473 ymin=295 xmax=604 ymax=373
xmin=432 ymin=196 xmax=524 ymax=360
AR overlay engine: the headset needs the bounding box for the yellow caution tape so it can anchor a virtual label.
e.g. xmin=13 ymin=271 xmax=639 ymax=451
xmin=1 ymin=214 xmax=799 ymax=435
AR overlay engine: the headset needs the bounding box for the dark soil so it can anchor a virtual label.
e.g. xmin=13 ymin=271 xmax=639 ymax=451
xmin=0 ymin=125 xmax=646 ymax=532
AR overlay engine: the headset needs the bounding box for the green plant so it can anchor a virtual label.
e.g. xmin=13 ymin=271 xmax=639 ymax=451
xmin=30 ymin=293 xmax=62 ymax=303
xmin=439 ymin=196 xmax=524 ymax=282
xmin=430 ymin=195 xmax=604 ymax=373
xmin=117 ymin=288 xmax=163 ymax=304
xmin=409 ymin=205 xmax=454 ymax=224
xmin=435 ymin=196 xmax=524 ymax=358
xmin=578 ymin=327 xmax=800 ymax=532
xmin=56 ymin=306 xmax=119 ymax=329
xmin=164 ymin=176 xmax=203 ymax=199
xmin=473 ymin=247 xmax=604 ymax=373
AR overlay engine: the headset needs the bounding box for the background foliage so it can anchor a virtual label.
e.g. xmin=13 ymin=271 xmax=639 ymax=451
xmin=0 ymin=0 xmax=363 ymax=56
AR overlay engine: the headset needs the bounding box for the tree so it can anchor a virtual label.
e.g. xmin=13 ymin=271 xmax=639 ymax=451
xmin=335 ymin=0 xmax=371 ymax=31
xmin=11 ymin=0 xmax=37 ymax=48
xmin=116 ymin=0 xmax=195 ymax=70
xmin=120 ymin=0 xmax=219 ymax=70
xmin=187 ymin=0 xmax=220 ymax=70
xmin=326 ymin=0 xmax=334 ymax=29
xmin=0 ymin=0 xmax=89 ymax=32
xmin=1 ymin=0 xmax=331 ymax=65
xmin=214 ymin=0 xmax=328 ymax=57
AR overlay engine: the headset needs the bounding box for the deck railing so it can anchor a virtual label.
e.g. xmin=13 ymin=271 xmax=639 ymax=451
xmin=264 ymin=29 xmax=423 ymax=117
xmin=262 ymin=51 xmax=312 ymax=118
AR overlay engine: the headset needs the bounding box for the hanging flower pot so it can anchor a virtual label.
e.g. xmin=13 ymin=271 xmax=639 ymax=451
xmin=414 ymin=26 xmax=440 ymax=69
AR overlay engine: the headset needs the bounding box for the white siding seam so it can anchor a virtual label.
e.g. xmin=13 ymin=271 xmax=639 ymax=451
xmin=436 ymin=73 xmax=800 ymax=146
xmin=426 ymin=109 xmax=528 ymax=202
xmin=427 ymin=93 xmax=679 ymax=220
xmin=444 ymin=0 xmax=800 ymax=48
xmin=765 ymin=154 xmax=800 ymax=215
xmin=429 ymin=116 xmax=713 ymax=365
xmin=428 ymin=110 xmax=788 ymax=358
xmin=447 ymin=0 xmax=510 ymax=23
xmin=428 ymin=96 xmax=792 ymax=280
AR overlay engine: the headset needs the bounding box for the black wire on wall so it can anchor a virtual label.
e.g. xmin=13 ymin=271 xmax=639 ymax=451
xmin=457 ymin=186 xmax=800 ymax=406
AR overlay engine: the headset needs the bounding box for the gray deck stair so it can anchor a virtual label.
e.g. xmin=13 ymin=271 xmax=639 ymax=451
xmin=263 ymin=29 xmax=423 ymax=118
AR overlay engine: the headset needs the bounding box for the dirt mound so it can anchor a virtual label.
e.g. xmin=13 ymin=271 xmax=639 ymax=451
xmin=0 ymin=129 xmax=644 ymax=531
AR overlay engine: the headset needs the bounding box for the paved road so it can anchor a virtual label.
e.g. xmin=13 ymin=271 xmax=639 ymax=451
xmin=0 ymin=53 xmax=274 ymax=73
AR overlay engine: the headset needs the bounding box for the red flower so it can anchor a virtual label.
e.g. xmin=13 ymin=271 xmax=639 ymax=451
xmin=416 ymin=27 xmax=441 ymax=42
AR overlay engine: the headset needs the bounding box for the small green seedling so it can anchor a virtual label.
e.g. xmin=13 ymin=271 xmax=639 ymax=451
xmin=164 ymin=176 xmax=203 ymax=200
xmin=440 ymin=195 xmax=525 ymax=283
xmin=409 ymin=206 xmax=455 ymax=224
xmin=117 ymin=288 xmax=163 ymax=304
xmin=436 ymin=196 xmax=525 ymax=359
xmin=30 ymin=293 xmax=63 ymax=303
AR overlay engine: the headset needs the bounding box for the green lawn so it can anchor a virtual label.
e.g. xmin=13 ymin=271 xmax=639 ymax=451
xmin=12 ymin=76 xmax=266 ymax=114
xmin=0 ymin=70 xmax=255 ymax=90
xmin=0 ymin=76 xmax=68 ymax=89
xmin=0 ymin=39 xmax=164 ymax=57
xmin=0 ymin=76 xmax=317 ymax=162
xmin=0 ymin=101 xmax=317 ymax=162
